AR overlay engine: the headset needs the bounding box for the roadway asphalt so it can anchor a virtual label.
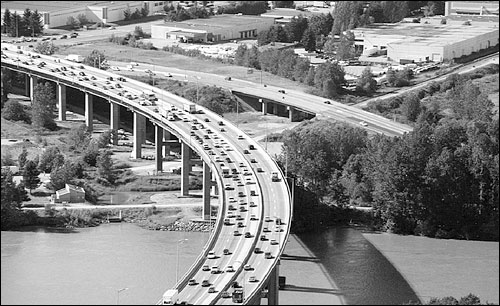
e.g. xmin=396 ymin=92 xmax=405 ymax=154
xmin=2 ymin=46 xmax=293 ymax=305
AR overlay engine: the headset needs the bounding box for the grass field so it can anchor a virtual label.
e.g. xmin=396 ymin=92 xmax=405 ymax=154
xmin=56 ymin=41 xmax=314 ymax=92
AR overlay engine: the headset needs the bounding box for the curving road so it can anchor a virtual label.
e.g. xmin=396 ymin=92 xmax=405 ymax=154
xmin=100 ymin=60 xmax=413 ymax=138
xmin=1 ymin=44 xmax=292 ymax=305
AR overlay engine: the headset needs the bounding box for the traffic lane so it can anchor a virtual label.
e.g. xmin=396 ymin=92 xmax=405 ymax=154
xmin=179 ymin=142 xmax=264 ymax=304
xmin=0 ymin=51 xmax=290 ymax=304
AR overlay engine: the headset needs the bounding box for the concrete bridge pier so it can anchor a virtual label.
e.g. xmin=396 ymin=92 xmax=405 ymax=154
xmin=202 ymin=161 xmax=211 ymax=220
xmin=84 ymin=92 xmax=93 ymax=132
xmin=131 ymin=112 xmax=145 ymax=159
xmin=155 ymin=125 xmax=163 ymax=172
xmin=29 ymin=75 xmax=38 ymax=101
xmin=261 ymin=99 xmax=267 ymax=115
xmin=163 ymin=130 xmax=171 ymax=157
xmin=180 ymin=142 xmax=191 ymax=196
xmin=288 ymin=106 xmax=294 ymax=122
xmin=267 ymin=260 xmax=280 ymax=305
xmin=110 ymin=102 xmax=120 ymax=145
xmin=57 ymin=83 xmax=66 ymax=121
xmin=24 ymin=74 xmax=30 ymax=98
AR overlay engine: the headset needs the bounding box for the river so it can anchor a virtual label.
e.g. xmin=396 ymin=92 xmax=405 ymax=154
xmin=1 ymin=224 xmax=498 ymax=305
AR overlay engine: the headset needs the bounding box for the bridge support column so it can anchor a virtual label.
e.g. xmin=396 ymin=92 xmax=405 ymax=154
xmin=84 ymin=92 xmax=93 ymax=132
xmin=211 ymin=173 xmax=218 ymax=196
xmin=155 ymin=125 xmax=163 ymax=172
xmin=260 ymin=99 xmax=267 ymax=115
xmin=268 ymin=260 xmax=280 ymax=305
xmin=288 ymin=106 xmax=294 ymax=122
xmin=110 ymin=102 xmax=120 ymax=145
xmin=202 ymin=162 xmax=211 ymax=220
xmin=24 ymin=74 xmax=30 ymax=98
xmin=180 ymin=142 xmax=191 ymax=196
xmin=131 ymin=112 xmax=145 ymax=159
xmin=29 ymin=75 xmax=38 ymax=101
xmin=57 ymin=83 xmax=66 ymax=121
xmin=163 ymin=130 xmax=171 ymax=157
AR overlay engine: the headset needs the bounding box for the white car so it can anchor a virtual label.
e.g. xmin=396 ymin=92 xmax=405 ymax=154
xmin=110 ymin=66 xmax=120 ymax=71
xmin=359 ymin=121 xmax=368 ymax=127
xmin=207 ymin=251 xmax=216 ymax=259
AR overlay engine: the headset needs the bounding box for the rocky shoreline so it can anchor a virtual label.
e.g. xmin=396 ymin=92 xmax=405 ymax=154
xmin=131 ymin=218 xmax=216 ymax=232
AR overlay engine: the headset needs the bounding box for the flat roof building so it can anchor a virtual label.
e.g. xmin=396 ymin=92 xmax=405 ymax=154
xmin=1 ymin=1 xmax=166 ymax=29
xmin=151 ymin=14 xmax=276 ymax=43
xmin=353 ymin=21 xmax=499 ymax=63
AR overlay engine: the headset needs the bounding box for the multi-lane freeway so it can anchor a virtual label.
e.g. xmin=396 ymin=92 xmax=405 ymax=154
xmin=1 ymin=44 xmax=291 ymax=305
xmin=101 ymin=60 xmax=414 ymax=137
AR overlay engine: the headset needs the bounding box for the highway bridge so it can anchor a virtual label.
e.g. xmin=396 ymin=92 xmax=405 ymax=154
xmin=1 ymin=44 xmax=291 ymax=305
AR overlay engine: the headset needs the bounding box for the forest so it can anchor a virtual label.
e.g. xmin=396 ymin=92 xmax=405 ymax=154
xmin=279 ymin=69 xmax=499 ymax=241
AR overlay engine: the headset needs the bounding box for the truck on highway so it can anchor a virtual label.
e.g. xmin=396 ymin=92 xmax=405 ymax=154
xmin=160 ymin=108 xmax=176 ymax=121
xmin=232 ymin=288 xmax=244 ymax=303
xmin=271 ymin=171 xmax=280 ymax=182
xmin=184 ymin=103 xmax=197 ymax=114
xmin=162 ymin=289 xmax=178 ymax=305
xmin=141 ymin=90 xmax=157 ymax=102
xmin=65 ymin=54 xmax=83 ymax=63
xmin=222 ymin=166 xmax=231 ymax=177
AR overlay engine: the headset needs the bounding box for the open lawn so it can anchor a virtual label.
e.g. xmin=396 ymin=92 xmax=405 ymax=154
xmin=56 ymin=41 xmax=313 ymax=92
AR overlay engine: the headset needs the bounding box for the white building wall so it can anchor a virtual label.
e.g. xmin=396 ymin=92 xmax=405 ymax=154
xmin=443 ymin=29 xmax=499 ymax=60
xmin=388 ymin=44 xmax=444 ymax=63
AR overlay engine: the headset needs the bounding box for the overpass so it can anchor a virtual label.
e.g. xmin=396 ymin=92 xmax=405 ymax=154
xmin=1 ymin=45 xmax=292 ymax=305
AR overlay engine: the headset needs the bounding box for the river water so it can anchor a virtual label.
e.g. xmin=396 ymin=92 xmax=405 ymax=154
xmin=2 ymin=224 xmax=498 ymax=305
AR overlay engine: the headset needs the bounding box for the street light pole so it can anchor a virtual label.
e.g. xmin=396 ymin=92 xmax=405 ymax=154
xmin=117 ymin=287 xmax=128 ymax=305
xmin=176 ymin=238 xmax=188 ymax=283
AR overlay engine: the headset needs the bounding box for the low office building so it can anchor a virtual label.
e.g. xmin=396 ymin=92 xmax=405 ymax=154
xmin=1 ymin=1 xmax=166 ymax=29
xmin=151 ymin=14 xmax=275 ymax=43
xmin=353 ymin=21 xmax=499 ymax=63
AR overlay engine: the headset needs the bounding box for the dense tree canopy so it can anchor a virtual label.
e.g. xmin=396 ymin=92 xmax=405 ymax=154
xmin=277 ymin=64 xmax=498 ymax=240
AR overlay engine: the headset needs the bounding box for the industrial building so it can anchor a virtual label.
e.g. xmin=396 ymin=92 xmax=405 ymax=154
xmin=1 ymin=1 xmax=166 ymax=29
xmin=151 ymin=14 xmax=275 ymax=43
xmin=353 ymin=21 xmax=499 ymax=63
xmin=445 ymin=1 xmax=499 ymax=21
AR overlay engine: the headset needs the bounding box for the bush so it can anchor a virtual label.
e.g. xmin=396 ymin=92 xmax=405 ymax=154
xmin=2 ymin=100 xmax=31 ymax=123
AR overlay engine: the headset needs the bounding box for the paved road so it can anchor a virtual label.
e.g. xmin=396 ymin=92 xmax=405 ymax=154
xmin=105 ymin=61 xmax=413 ymax=137
xmin=2 ymin=46 xmax=292 ymax=305
xmin=353 ymin=53 xmax=499 ymax=109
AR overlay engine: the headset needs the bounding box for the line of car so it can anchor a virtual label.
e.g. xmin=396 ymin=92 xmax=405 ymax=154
xmin=3 ymin=51 xmax=287 ymax=304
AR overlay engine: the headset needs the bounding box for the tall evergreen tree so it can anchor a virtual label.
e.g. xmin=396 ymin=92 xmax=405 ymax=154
xmin=18 ymin=147 xmax=28 ymax=171
xmin=23 ymin=160 xmax=41 ymax=194
xmin=301 ymin=28 xmax=316 ymax=52
xmin=2 ymin=9 xmax=12 ymax=34
xmin=31 ymin=82 xmax=56 ymax=130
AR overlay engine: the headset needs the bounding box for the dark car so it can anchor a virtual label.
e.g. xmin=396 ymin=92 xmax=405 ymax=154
xmin=278 ymin=89 xmax=286 ymax=94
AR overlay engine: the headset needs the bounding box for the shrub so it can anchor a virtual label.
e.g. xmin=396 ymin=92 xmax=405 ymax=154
xmin=2 ymin=100 xmax=31 ymax=123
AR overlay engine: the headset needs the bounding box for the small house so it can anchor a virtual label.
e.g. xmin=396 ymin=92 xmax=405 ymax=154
xmin=53 ymin=184 xmax=85 ymax=203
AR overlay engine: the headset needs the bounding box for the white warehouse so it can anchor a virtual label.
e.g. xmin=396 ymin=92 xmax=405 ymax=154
xmin=1 ymin=1 xmax=166 ymax=29
xmin=353 ymin=22 xmax=499 ymax=63
xmin=151 ymin=14 xmax=276 ymax=43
